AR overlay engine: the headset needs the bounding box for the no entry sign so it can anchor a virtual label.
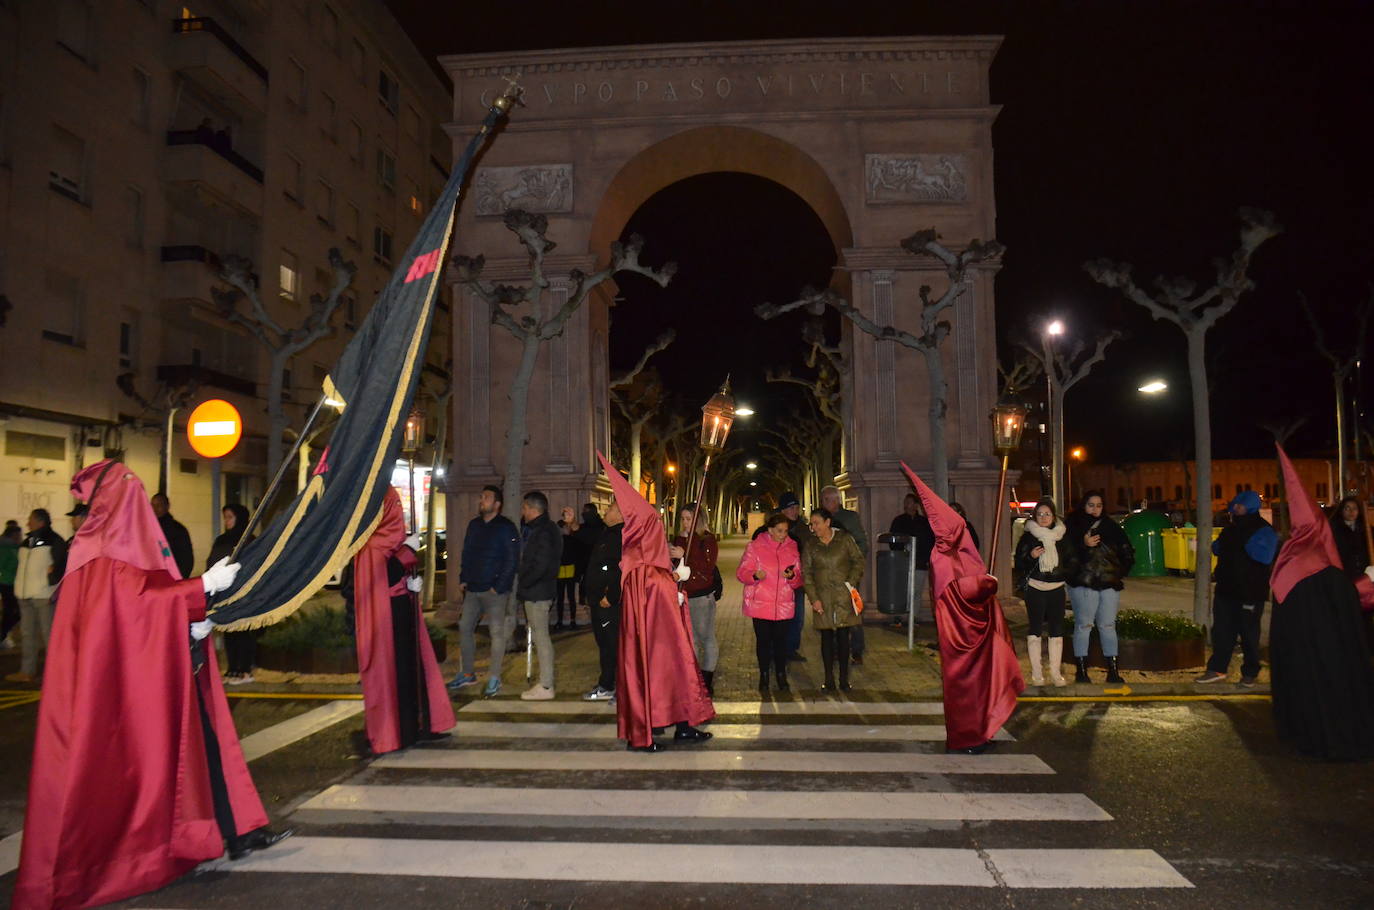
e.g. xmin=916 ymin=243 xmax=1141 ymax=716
xmin=187 ymin=399 xmax=242 ymax=458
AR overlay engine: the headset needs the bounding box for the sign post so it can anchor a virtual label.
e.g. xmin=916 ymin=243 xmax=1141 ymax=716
xmin=187 ymin=399 xmax=243 ymax=541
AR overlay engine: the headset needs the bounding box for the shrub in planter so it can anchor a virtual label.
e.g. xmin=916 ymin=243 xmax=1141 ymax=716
xmin=1086 ymin=609 xmax=1205 ymax=671
xmin=255 ymin=607 xmax=448 ymax=672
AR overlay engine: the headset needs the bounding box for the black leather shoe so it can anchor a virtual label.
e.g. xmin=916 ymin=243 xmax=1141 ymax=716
xmin=1105 ymin=657 xmax=1124 ymax=684
xmin=758 ymin=671 xmax=770 ymax=693
xmin=228 ymin=827 xmax=294 ymax=860
xmin=786 ymin=652 xmax=807 ymax=662
xmin=945 ymin=740 xmax=997 ymax=755
xmin=627 ymin=742 xmax=662 ymax=753
xmin=851 ymin=654 xmax=864 ymax=665
xmin=673 ymin=725 xmax=713 ymax=743
xmin=416 ymin=731 xmax=451 ymax=744
xmin=775 ymin=669 xmax=790 ymax=692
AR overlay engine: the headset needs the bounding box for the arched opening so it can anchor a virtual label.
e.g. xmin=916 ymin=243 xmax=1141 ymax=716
xmin=608 ymin=169 xmax=843 ymax=530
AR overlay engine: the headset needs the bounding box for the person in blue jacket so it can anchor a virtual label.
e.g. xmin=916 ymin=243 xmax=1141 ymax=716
xmin=449 ymin=485 xmax=520 ymax=696
xmin=1196 ymin=490 xmax=1278 ymax=686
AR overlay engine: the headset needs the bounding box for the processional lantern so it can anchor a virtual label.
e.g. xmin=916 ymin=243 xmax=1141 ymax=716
xmin=699 ymin=379 xmax=737 ymax=454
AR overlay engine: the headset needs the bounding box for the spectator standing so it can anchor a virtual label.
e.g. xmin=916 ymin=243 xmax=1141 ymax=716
xmin=890 ymin=493 xmax=936 ymax=624
xmin=1013 ymin=500 xmax=1070 ymax=687
xmin=150 ymin=493 xmax=194 ymax=579
xmin=737 ymin=512 xmax=804 ymax=692
xmin=450 ymin=485 xmax=520 ymax=696
xmin=802 ymin=507 xmax=864 ymax=692
xmin=754 ymin=492 xmax=817 ymax=662
xmin=518 ymin=491 xmax=563 ymax=699
xmin=581 ymin=501 xmax=623 ymax=701
xmin=555 ymin=507 xmax=587 ymax=630
xmin=1 ymin=522 xmax=20 ymax=649
xmin=7 ymin=509 xmax=67 ymax=682
xmin=1065 ymin=491 xmax=1135 ymax=684
xmin=820 ymin=485 xmax=869 ymax=665
xmin=671 ymin=504 xmax=720 ymax=695
xmin=208 ymin=504 xmax=258 ymax=683
xmin=1196 ymin=491 xmax=1278 ymax=686
xmin=949 ymin=502 xmax=980 ymax=553
xmin=1329 ymin=496 xmax=1369 ymax=582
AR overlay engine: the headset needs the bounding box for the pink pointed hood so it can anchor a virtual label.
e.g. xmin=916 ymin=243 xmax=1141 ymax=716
xmin=1271 ymin=443 xmax=1348 ymax=603
xmin=900 ymin=461 xmax=996 ymax=604
xmin=66 ymin=459 xmax=184 ymax=580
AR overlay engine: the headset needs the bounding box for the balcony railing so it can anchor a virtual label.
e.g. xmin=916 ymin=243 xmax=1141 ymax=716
xmin=171 ymin=17 xmax=268 ymax=83
xmin=161 ymin=244 xmax=222 ymax=268
xmin=157 ymin=364 xmax=256 ymax=398
xmin=166 ymin=129 xmax=264 ymax=183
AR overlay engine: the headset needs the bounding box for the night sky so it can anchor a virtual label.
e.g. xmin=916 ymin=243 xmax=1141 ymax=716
xmin=388 ymin=0 xmax=1374 ymax=465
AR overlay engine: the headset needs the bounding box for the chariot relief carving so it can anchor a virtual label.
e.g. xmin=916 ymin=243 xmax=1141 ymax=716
xmin=865 ymin=153 xmax=968 ymax=204
xmin=474 ymin=164 xmax=574 ymax=216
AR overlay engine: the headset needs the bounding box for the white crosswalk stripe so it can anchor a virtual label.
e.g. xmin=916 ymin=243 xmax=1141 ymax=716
xmin=221 ymin=697 xmax=1192 ymax=891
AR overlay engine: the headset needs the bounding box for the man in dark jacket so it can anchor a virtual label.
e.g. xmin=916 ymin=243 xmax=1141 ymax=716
xmin=891 ymin=493 xmax=936 ymax=623
xmin=518 ymin=491 xmax=563 ymax=700
xmin=450 ymin=485 xmax=521 ymax=697
xmin=1197 ymin=490 xmax=1278 ymax=686
xmin=150 ymin=493 xmax=194 ymax=579
xmin=581 ymin=501 xmax=623 ymax=701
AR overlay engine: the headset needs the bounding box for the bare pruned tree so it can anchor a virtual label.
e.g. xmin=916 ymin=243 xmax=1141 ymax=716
xmin=610 ymin=328 xmax=675 ymax=489
xmin=1085 ymin=207 xmax=1282 ymax=627
xmin=213 ymin=247 xmax=357 ymax=477
xmin=454 ymin=210 xmax=675 ymax=519
xmin=757 ymin=229 xmax=1002 ymax=497
xmin=115 ymin=371 xmax=201 ymax=496
xmin=1299 ymin=290 xmax=1373 ymax=495
xmin=998 ymin=351 xmax=1043 ymax=400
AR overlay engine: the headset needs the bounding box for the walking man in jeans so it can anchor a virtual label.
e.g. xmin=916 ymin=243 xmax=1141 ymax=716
xmin=581 ymin=501 xmax=623 ymax=701
xmin=1197 ymin=490 xmax=1277 ymax=686
xmin=6 ymin=509 xmax=67 ymax=682
xmin=518 ymin=491 xmax=563 ymax=700
xmin=450 ymin=485 xmax=520 ymax=697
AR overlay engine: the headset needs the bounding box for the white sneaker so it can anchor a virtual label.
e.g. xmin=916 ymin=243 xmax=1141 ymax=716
xmin=521 ymin=684 xmax=555 ymax=701
xmin=583 ymin=686 xmax=614 ymax=701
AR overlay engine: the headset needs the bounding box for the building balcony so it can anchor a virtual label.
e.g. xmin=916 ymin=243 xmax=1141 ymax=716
xmin=157 ymin=363 xmax=256 ymax=398
xmin=169 ymin=17 xmax=269 ymax=112
xmin=160 ymin=252 xmax=219 ymax=310
xmin=164 ymin=132 xmax=264 ymax=217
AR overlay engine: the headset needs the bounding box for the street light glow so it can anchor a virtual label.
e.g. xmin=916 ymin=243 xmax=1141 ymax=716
xmin=1070 ymin=447 xmax=1086 ymax=460
xmin=749 ymin=481 xmax=757 ymax=487
xmin=1046 ymin=320 xmax=1065 ymax=336
xmin=1138 ymin=380 xmax=1168 ymax=394
xmin=735 ymin=406 xmax=755 ymax=417
xmin=745 ymin=462 xmax=757 ymax=470
xmin=666 ymin=464 xmax=676 ymax=474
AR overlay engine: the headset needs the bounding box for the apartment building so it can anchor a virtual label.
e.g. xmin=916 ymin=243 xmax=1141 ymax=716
xmin=0 ymin=0 xmax=451 ymax=563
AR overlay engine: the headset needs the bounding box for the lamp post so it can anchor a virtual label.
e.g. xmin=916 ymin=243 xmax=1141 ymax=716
xmin=680 ymin=378 xmax=737 ymax=556
xmin=1068 ymin=446 xmax=1086 ymax=503
xmin=987 ymin=400 xmax=1028 ymax=570
xmin=402 ymin=405 xmax=424 ymax=533
xmin=1043 ymin=319 xmax=1065 ymax=510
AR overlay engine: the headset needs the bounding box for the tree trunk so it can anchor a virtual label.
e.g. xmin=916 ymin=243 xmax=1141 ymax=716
xmin=501 ymin=333 xmax=542 ymax=522
xmin=922 ymin=345 xmax=950 ymax=498
xmin=1334 ymin=373 xmax=1347 ymax=498
xmin=1050 ymin=383 xmax=1066 ymax=512
xmin=629 ymin=421 xmax=643 ymax=495
xmin=266 ymin=351 xmax=290 ymax=480
xmin=1187 ymin=329 xmax=1213 ymax=628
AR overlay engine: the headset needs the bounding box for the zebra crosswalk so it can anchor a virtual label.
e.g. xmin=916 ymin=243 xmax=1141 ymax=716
xmin=220 ymin=698 xmax=1193 ymax=893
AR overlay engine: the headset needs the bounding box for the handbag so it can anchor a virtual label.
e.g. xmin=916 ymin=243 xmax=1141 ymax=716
xmin=845 ymin=581 xmax=864 ymax=615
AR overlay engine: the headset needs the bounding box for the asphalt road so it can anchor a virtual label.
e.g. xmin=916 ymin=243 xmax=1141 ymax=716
xmin=2 ymin=693 xmax=1370 ymax=909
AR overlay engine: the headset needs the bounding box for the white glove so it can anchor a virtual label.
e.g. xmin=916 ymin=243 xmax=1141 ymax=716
xmin=1364 ymin=566 xmax=1374 ymax=585
xmin=404 ymin=534 xmax=422 ymax=552
xmin=201 ymin=557 xmax=241 ymax=596
xmin=190 ymin=619 xmax=214 ymax=641
xmin=673 ymin=563 xmax=691 ymax=582
xmin=406 ymin=576 xmax=423 ymax=593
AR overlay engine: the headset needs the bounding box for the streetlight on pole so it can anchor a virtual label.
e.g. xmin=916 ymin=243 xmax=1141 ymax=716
xmin=987 ymin=399 xmax=1029 ymax=571
xmin=1068 ymin=446 xmax=1086 ymax=503
xmin=1043 ymin=319 xmax=1066 ymax=511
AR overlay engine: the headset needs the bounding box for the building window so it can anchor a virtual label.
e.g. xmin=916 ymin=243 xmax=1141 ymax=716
xmin=287 ymin=58 xmax=307 ymax=109
xmin=320 ymin=92 xmax=336 ymax=141
xmin=347 ymin=120 xmax=364 ymax=164
xmin=56 ymin=0 xmax=93 ymax=61
xmin=1213 ymin=484 xmax=1222 ymax=499
xmin=322 ymin=4 xmax=339 ymax=52
xmin=284 ymin=152 xmax=304 ymax=202
xmin=403 ymin=105 xmax=421 ymax=141
xmin=375 ymin=147 xmax=395 ymax=191
xmin=124 ymin=184 xmax=143 ymax=248
xmin=282 ymin=364 xmax=294 ymax=401
xmin=377 ymin=68 xmax=399 ymax=114
xmin=1317 ymin=482 xmax=1329 ymax=501
xmin=279 ymin=250 xmax=299 ymax=303
xmin=345 ymin=201 xmax=360 ymax=246
xmin=49 ymin=125 xmax=87 ymax=202
xmin=350 ymin=37 xmax=366 ymax=83
xmin=132 ymin=67 xmax=150 ymax=128
xmin=119 ymin=317 xmax=137 ymax=369
xmin=1116 ymin=487 xmax=1125 ymax=506
xmin=42 ymin=269 xmax=85 ymax=345
xmin=407 ymin=180 xmax=422 ymax=216
xmin=372 ymin=226 xmax=393 ymax=265
xmin=315 ymin=179 xmax=334 ymax=225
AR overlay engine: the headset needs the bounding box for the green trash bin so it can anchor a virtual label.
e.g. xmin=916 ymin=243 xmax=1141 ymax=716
xmin=1123 ymin=510 xmax=1171 ymax=577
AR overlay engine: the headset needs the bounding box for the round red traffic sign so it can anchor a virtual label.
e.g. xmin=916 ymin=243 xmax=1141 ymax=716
xmin=187 ymin=399 xmax=242 ymax=458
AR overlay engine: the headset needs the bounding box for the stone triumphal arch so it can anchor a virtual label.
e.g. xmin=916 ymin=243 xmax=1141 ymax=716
xmin=441 ymin=36 xmax=1004 ymax=552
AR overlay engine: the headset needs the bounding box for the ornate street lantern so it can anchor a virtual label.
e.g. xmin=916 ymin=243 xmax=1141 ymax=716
xmin=987 ymin=400 xmax=1029 ymax=568
xmin=402 ymin=405 xmax=424 ymax=531
xmin=699 ymin=378 xmax=736 ymax=454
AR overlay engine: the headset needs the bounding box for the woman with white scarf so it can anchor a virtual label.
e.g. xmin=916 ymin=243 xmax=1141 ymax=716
xmin=1013 ymin=500 xmax=1071 ymax=686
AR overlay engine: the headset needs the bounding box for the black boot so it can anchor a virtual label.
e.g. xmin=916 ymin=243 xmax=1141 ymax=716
xmin=775 ymin=664 xmax=790 ymax=692
xmin=1105 ymin=656 xmax=1124 ymax=684
xmin=674 ymin=722 xmax=713 ymax=743
xmin=702 ymin=670 xmax=715 ymax=697
xmin=837 ymin=632 xmax=851 ymax=692
xmin=758 ymin=669 xmax=770 ymax=693
xmin=820 ymin=632 xmax=836 ymax=691
xmin=1075 ymin=657 xmax=1091 ymax=683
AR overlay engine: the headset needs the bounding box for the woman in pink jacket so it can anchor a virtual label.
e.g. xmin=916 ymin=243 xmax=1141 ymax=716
xmin=737 ymin=512 xmax=804 ymax=693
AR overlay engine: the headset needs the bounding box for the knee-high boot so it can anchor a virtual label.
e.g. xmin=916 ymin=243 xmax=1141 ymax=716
xmin=1047 ymin=636 xmax=1067 ymax=687
xmin=1026 ymin=635 xmax=1043 ymax=686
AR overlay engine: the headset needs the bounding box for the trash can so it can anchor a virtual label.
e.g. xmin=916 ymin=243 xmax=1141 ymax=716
xmin=876 ymin=533 xmax=912 ymax=615
xmin=1161 ymin=528 xmax=1189 ymax=574
xmin=1175 ymin=527 xmax=1222 ymax=574
xmin=1124 ymin=511 xmax=1171 ymax=577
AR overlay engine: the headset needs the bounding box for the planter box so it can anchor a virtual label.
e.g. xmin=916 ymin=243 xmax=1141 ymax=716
xmin=1085 ymin=634 xmax=1205 ymax=671
xmin=256 ymin=637 xmax=446 ymax=674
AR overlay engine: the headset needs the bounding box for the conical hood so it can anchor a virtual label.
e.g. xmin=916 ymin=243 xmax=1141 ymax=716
xmin=900 ymin=461 xmax=991 ymax=600
xmin=1271 ymin=443 xmax=1343 ymax=602
xmin=597 ymin=451 xmax=670 ymax=573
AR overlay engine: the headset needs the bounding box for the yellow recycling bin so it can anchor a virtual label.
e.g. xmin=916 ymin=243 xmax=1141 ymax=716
xmin=1163 ymin=527 xmax=1220 ymax=574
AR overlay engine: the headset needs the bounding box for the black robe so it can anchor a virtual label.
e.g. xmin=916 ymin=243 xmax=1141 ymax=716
xmin=1271 ymin=566 xmax=1374 ymax=761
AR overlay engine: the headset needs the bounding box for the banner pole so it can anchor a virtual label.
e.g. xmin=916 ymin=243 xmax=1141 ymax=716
xmin=229 ymin=394 xmax=328 ymax=562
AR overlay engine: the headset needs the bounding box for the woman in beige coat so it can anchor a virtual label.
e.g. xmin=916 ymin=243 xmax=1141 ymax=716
xmin=802 ymin=507 xmax=865 ymax=692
